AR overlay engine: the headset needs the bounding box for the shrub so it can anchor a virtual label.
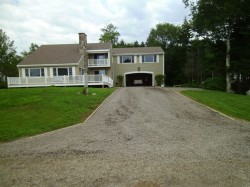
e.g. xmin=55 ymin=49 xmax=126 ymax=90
xmin=155 ymin=74 xmax=164 ymax=86
xmin=0 ymin=81 xmax=7 ymax=89
xmin=203 ymin=77 xmax=226 ymax=91
xmin=116 ymin=75 xmax=123 ymax=87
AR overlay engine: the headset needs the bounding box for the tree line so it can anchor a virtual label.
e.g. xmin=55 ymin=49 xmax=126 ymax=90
xmin=1 ymin=0 xmax=249 ymax=93
xmin=146 ymin=0 xmax=250 ymax=94
xmin=99 ymin=0 xmax=250 ymax=94
xmin=0 ymin=29 xmax=39 ymax=87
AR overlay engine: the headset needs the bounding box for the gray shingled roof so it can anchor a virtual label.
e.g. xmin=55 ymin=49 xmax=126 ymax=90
xmin=18 ymin=44 xmax=81 ymax=66
xmin=112 ymin=47 xmax=164 ymax=55
xmin=18 ymin=43 xmax=111 ymax=66
xmin=18 ymin=43 xmax=163 ymax=66
xmin=87 ymin=42 xmax=112 ymax=50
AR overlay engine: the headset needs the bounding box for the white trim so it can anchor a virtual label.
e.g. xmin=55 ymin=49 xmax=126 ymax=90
xmin=50 ymin=68 xmax=53 ymax=78
xmin=18 ymin=68 xmax=21 ymax=78
xmin=124 ymin=71 xmax=154 ymax=87
xmin=24 ymin=68 xmax=45 ymax=78
xmin=108 ymin=51 xmax=110 ymax=61
xmin=87 ymin=49 xmax=110 ymax=53
xmin=141 ymin=54 xmax=157 ymax=63
xmin=21 ymin=68 xmax=25 ymax=78
xmin=139 ymin=56 xmax=142 ymax=63
xmin=44 ymin=67 xmax=47 ymax=77
xmin=113 ymin=52 xmax=164 ymax=56
xmin=134 ymin=56 xmax=137 ymax=63
xmin=117 ymin=56 xmax=120 ymax=64
xmin=53 ymin=67 xmax=73 ymax=76
xmin=17 ymin=63 xmax=78 ymax=67
xmin=163 ymin=54 xmax=165 ymax=75
xmin=7 ymin=75 xmax=114 ymax=88
xmin=72 ymin=67 xmax=76 ymax=76
xmin=120 ymin=55 xmax=135 ymax=64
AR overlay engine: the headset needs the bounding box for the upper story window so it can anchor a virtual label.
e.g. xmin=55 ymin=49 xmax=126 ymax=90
xmin=25 ymin=68 xmax=44 ymax=77
xmin=53 ymin=67 xmax=73 ymax=76
xmin=142 ymin=55 xmax=157 ymax=63
xmin=120 ymin=55 xmax=134 ymax=63
xmin=94 ymin=54 xmax=105 ymax=59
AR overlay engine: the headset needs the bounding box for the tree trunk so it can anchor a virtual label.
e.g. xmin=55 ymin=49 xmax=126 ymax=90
xmin=226 ymin=32 xmax=231 ymax=92
xmin=83 ymin=69 xmax=88 ymax=95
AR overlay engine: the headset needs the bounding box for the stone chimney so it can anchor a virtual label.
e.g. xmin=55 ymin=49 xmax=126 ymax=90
xmin=79 ymin=33 xmax=87 ymax=54
xmin=79 ymin=33 xmax=88 ymax=68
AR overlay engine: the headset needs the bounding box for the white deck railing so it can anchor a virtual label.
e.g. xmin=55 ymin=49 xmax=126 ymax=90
xmin=88 ymin=59 xmax=110 ymax=67
xmin=7 ymin=75 xmax=113 ymax=88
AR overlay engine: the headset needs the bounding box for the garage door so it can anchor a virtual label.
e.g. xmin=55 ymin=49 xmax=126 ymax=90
xmin=125 ymin=73 xmax=152 ymax=87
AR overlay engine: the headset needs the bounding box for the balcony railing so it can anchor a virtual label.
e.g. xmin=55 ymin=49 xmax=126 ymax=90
xmin=7 ymin=75 xmax=113 ymax=88
xmin=88 ymin=59 xmax=110 ymax=67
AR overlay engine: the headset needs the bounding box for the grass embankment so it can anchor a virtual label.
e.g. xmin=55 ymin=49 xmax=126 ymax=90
xmin=181 ymin=90 xmax=250 ymax=122
xmin=0 ymin=87 xmax=115 ymax=142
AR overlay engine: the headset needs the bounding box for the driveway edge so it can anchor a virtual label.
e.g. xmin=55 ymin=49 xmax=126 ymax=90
xmin=172 ymin=90 xmax=236 ymax=121
xmin=7 ymin=88 xmax=118 ymax=142
xmin=83 ymin=88 xmax=118 ymax=124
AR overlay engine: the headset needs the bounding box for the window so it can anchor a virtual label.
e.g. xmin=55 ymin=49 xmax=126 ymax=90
xmin=58 ymin=68 xmax=68 ymax=76
xmin=25 ymin=68 xmax=44 ymax=77
xmin=53 ymin=68 xmax=57 ymax=76
xmin=69 ymin=67 xmax=72 ymax=76
xmin=99 ymin=70 xmax=105 ymax=75
xmin=142 ymin=55 xmax=157 ymax=63
xmin=53 ymin=67 xmax=73 ymax=76
xmin=41 ymin=68 xmax=44 ymax=76
xmin=25 ymin=69 xmax=29 ymax=76
xmin=94 ymin=54 xmax=106 ymax=65
xmin=94 ymin=70 xmax=105 ymax=75
xmin=94 ymin=54 xmax=105 ymax=59
xmin=120 ymin=55 xmax=134 ymax=63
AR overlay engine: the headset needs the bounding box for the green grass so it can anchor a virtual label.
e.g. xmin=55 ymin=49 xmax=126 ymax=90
xmin=181 ymin=90 xmax=250 ymax=122
xmin=0 ymin=87 xmax=115 ymax=142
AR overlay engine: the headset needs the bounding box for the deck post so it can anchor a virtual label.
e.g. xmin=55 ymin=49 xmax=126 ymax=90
xmin=7 ymin=77 xmax=9 ymax=87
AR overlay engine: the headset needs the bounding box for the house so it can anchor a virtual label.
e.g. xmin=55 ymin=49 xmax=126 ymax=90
xmin=7 ymin=33 xmax=164 ymax=88
xmin=113 ymin=47 xmax=164 ymax=86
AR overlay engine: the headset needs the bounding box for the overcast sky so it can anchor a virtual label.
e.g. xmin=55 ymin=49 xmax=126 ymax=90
xmin=0 ymin=0 xmax=190 ymax=54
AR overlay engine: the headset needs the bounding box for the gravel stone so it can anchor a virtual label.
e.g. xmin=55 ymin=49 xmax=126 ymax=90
xmin=0 ymin=87 xmax=249 ymax=187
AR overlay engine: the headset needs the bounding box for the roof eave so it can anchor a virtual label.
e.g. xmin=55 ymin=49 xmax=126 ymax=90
xmin=113 ymin=52 xmax=164 ymax=56
xmin=17 ymin=63 xmax=79 ymax=68
xmin=87 ymin=49 xmax=110 ymax=53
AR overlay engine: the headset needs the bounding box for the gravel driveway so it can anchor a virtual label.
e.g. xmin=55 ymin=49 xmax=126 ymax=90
xmin=0 ymin=87 xmax=249 ymax=187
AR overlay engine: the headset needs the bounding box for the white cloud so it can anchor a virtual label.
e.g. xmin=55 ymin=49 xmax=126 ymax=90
xmin=0 ymin=0 xmax=190 ymax=54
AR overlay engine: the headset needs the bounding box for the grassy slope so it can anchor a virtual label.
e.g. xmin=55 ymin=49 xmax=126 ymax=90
xmin=0 ymin=87 xmax=115 ymax=142
xmin=181 ymin=90 xmax=250 ymax=122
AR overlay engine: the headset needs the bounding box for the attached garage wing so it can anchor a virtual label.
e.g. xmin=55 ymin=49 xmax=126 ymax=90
xmin=125 ymin=72 xmax=153 ymax=87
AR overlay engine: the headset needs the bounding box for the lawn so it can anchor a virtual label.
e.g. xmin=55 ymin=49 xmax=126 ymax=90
xmin=181 ymin=90 xmax=250 ymax=122
xmin=0 ymin=87 xmax=115 ymax=142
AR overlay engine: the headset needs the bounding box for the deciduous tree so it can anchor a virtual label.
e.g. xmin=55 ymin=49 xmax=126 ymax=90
xmin=21 ymin=43 xmax=39 ymax=58
xmin=99 ymin=23 xmax=120 ymax=45
xmin=183 ymin=0 xmax=250 ymax=92
xmin=0 ymin=29 xmax=18 ymax=82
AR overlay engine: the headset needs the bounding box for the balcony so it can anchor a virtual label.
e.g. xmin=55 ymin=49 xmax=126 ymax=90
xmin=7 ymin=75 xmax=113 ymax=88
xmin=88 ymin=59 xmax=110 ymax=67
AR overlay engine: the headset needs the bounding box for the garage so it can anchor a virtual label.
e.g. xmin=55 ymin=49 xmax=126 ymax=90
xmin=125 ymin=72 xmax=153 ymax=87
